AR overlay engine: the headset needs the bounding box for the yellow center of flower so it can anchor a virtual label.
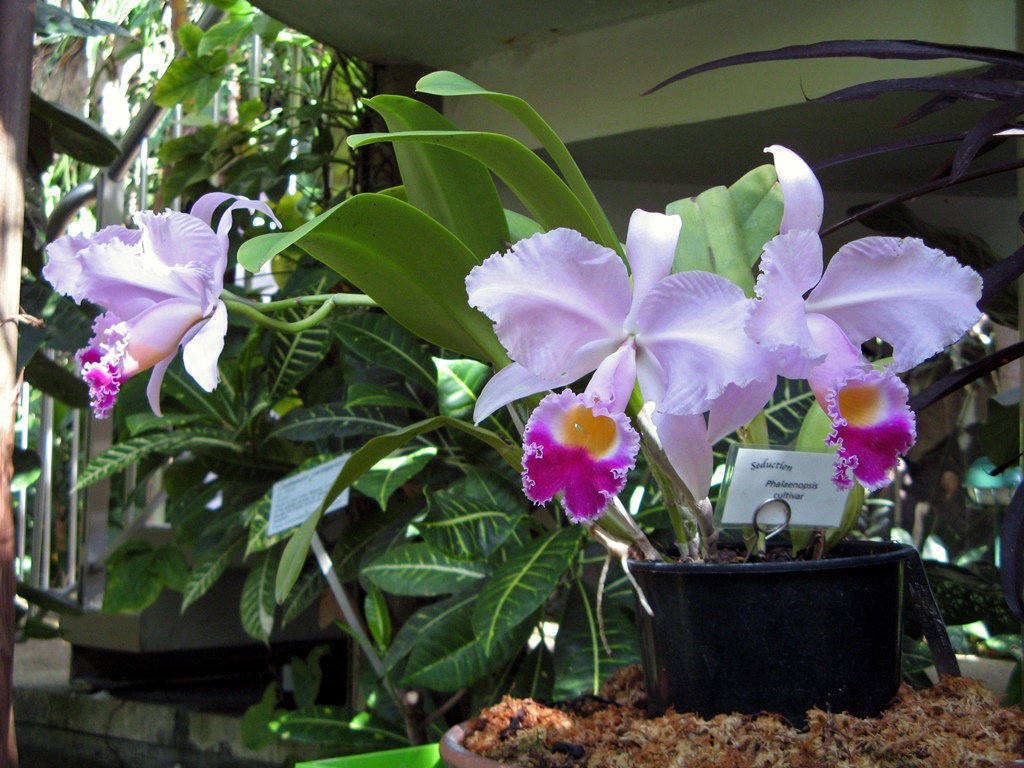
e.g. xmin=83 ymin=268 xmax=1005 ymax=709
xmin=557 ymin=404 xmax=619 ymax=458
xmin=837 ymin=383 xmax=884 ymax=428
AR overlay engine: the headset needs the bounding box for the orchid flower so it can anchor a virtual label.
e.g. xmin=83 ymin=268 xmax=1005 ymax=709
xmin=43 ymin=193 xmax=277 ymax=418
xmin=466 ymin=209 xmax=775 ymax=521
xmin=748 ymin=146 xmax=983 ymax=491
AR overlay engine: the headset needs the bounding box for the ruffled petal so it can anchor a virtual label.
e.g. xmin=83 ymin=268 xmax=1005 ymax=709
xmin=622 ymin=210 xmax=681 ymax=331
xmin=120 ymin=298 xmax=207 ymax=376
xmin=182 ymin=301 xmax=227 ymax=392
xmin=748 ymin=229 xmax=827 ymax=379
xmin=188 ymin=192 xmax=279 ymax=248
xmin=136 ymin=209 xmax=228 ymax=284
xmin=806 ymin=236 xmax=982 ymax=371
xmin=819 ymin=366 xmax=915 ymax=492
xmin=706 ymin=376 xmax=778 ymax=444
xmin=635 ymin=270 xmax=769 ymax=414
xmin=766 ymin=145 xmax=823 ymax=235
xmin=651 ymin=409 xmax=714 ymax=500
xmin=473 ymin=363 xmax=559 ymax=423
xmin=521 ymin=390 xmax=640 ymax=522
xmin=466 ymin=228 xmax=631 ymax=384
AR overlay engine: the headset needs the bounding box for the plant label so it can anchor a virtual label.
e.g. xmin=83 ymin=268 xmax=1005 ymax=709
xmin=268 ymin=453 xmax=352 ymax=536
xmin=716 ymin=446 xmax=849 ymax=529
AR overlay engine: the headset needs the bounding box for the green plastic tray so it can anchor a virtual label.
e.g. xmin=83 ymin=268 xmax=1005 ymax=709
xmin=297 ymin=743 xmax=441 ymax=768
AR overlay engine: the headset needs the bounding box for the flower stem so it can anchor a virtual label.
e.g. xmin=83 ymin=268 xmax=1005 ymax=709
xmin=221 ymin=291 xmax=377 ymax=332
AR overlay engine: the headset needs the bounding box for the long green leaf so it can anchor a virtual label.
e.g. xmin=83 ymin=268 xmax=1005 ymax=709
xmin=76 ymin=428 xmax=233 ymax=489
xmin=238 ymin=194 xmax=508 ymax=364
xmin=274 ymin=416 xmax=520 ymax=602
xmin=472 ymin=527 xmax=581 ymax=654
xmin=552 ymin=577 xmax=641 ymax=698
xmin=435 ymin=357 xmax=490 ymax=421
xmin=384 ymin=591 xmax=476 ymax=672
xmin=272 ymin=403 xmax=411 ymax=442
xmin=268 ymin=310 xmax=332 ymax=402
xmin=420 ymin=469 xmax=525 ymax=561
xmin=400 ymin=594 xmax=533 ymax=690
xmin=181 ymin=530 xmax=245 ymax=611
xmin=347 ymin=131 xmax=602 ymax=243
xmin=416 ymin=70 xmax=619 ymax=252
xmin=352 ymin=446 xmax=437 ymax=511
xmin=271 ymin=707 xmax=407 ymax=748
xmin=363 ymin=94 xmax=509 ymax=260
xmin=241 ymin=549 xmax=280 ymax=643
xmin=362 ymin=542 xmax=489 ymax=597
xmin=331 ymin=313 xmax=436 ymax=390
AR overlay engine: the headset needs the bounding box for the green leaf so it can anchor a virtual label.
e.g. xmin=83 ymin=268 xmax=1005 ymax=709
xmin=182 ymin=531 xmax=245 ymax=611
xmin=420 ymin=469 xmax=525 ymax=560
xmin=102 ymin=543 xmax=190 ymax=614
xmin=76 ymin=428 xmax=242 ymax=489
xmin=271 ymin=706 xmax=407 ymax=749
xmin=363 ymin=585 xmax=392 ymax=652
xmin=416 ymin=70 xmax=619 ymax=252
xmin=352 ymin=446 xmax=437 ymax=511
xmin=29 ymin=92 xmax=119 ymax=167
xmin=153 ymin=50 xmax=229 ymax=110
xmin=400 ymin=592 xmax=533 ymax=690
xmin=348 ymin=131 xmax=602 ymax=243
xmin=552 ymin=578 xmax=641 ymax=698
xmin=241 ymin=549 xmax=280 ymax=643
xmin=363 ymin=94 xmax=509 ymax=260
xmin=728 ymin=164 xmax=783 ymax=265
xmin=12 ymin=448 xmax=41 ymax=492
xmin=332 ymin=313 xmax=436 ymax=390
xmin=280 ymin=568 xmax=325 ymax=627
xmin=472 ymin=527 xmax=581 ymax=654
xmin=197 ymin=14 xmax=254 ymax=57
xmin=241 ymin=682 xmax=279 ymax=750
xmin=35 ymin=3 xmax=133 ymax=37
xmin=268 ymin=312 xmax=332 ymax=402
xmin=274 ymin=416 xmax=519 ymax=602
xmin=272 ymin=403 xmax=409 ymax=442
xmin=238 ymin=194 xmax=509 ymax=363
xmin=291 ymin=645 xmax=329 ymax=708
xmin=343 ymin=383 xmax=425 ymax=413
xmin=435 ymin=358 xmax=490 ymax=420
xmin=384 ymin=591 xmax=475 ymax=672
xmin=363 ymin=542 xmax=489 ymax=597
xmin=668 ymin=185 xmax=757 ymax=295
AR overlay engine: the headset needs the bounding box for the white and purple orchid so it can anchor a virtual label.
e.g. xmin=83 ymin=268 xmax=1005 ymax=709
xmin=466 ymin=209 xmax=776 ymax=520
xmin=748 ymin=146 xmax=983 ymax=491
xmin=44 ymin=193 xmax=276 ymax=418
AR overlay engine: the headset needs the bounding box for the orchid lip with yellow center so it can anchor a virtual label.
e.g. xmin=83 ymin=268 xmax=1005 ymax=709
xmin=825 ymin=368 xmax=916 ymax=492
xmin=521 ymin=390 xmax=640 ymax=523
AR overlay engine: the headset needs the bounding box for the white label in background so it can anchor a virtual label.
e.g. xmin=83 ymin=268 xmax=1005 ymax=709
xmin=716 ymin=446 xmax=849 ymax=529
xmin=268 ymin=454 xmax=352 ymax=536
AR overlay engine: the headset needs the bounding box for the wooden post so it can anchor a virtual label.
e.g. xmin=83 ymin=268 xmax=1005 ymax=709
xmin=0 ymin=0 xmax=35 ymax=765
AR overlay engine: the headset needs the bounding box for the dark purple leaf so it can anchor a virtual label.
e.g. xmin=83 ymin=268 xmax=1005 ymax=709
xmin=812 ymin=76 xmax=1024 ymax=104
xmin=892 ymin=93 xmax=962 ymax=129
xmin=645 ymin=39 xmax=1024 ymax=95
xmin=1000 ymin=483 xmax=1024 ymax=621
xmin=909 ymin=340 xmax=1024 ymax=415
xmin=811 ymin=131 xmax=967 ymax=170
xmin=950 ymin=97 xmax=1024 ymax=178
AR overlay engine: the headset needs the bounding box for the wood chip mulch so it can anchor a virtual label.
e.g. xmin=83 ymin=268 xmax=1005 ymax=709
xmin=462 ymin=665 xmax=1024 ymax=767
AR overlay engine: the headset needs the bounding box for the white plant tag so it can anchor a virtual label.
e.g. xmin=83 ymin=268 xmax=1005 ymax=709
xmin=268 ymin=453 xmax=352 ymax=536
xmin=716 ymin=446 xmax=849 ymax=529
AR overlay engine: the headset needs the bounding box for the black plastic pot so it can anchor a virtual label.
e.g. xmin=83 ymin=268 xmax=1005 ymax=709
xmin=630 ymin=540 xmax=916 ymax=725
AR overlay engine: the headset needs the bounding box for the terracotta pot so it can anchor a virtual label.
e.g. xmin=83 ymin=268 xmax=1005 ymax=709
xmin=440 ymin=723 xmax=506 ymax=768
xmin=630 ymin=539 xmax=916 ymax=725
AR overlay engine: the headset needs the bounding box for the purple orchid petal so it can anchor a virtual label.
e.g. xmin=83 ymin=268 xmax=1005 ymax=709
xmin=820 ymin=365 xmax=916 ymax=492
xmin=189 ymin=192 xmax=280 ymax=246
xmin=748 ymin=230 xmax=827 ymax=379
xmin=707 ymin=377 xmax=778 ymax=444
xmin=521 ymin=390 xmax=640 ymax=522
xmin=182 ymin=301 xmax=228 ymax=392
xmin=635 ymin=270 xmax=769 ymax=414
xmin=652 ymin=410 xmax=715 ymax=500
xmin=623 ymin=210 xmax=681 ymax=331
xmin=766 ymin=145 xmax=823 ymax=235
xmin=806 ymin=236 xmax=982 ymax=372
xmin=473 ymin=363 xmax=559 ymax=423
xmin=466 ymin=228 xmax=631 ymax=384
xmin=583 ymin=340 xmax=637 ymax=414
xmin=805 ymin=314 xmax=915 ymax=491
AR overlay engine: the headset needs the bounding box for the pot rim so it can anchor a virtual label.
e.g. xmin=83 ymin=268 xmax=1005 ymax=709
xmin=440 ymin=723 xmax=511 ymax=768
xmin=628 ymin=539 xmax=915 ymax=575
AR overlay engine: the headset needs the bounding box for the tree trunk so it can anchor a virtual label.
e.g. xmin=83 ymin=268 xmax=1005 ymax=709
xmin=0 ymin=0 xmax=35 ymax=765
